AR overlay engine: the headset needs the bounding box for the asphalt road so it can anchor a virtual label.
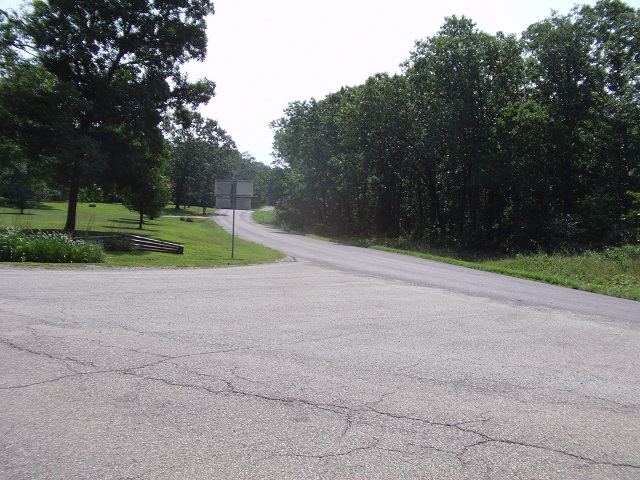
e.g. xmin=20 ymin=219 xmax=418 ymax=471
xmin=0 ymin=212 xmax=638 ymax=479
xmin=215 ymin=209 xmax=639 ymax=325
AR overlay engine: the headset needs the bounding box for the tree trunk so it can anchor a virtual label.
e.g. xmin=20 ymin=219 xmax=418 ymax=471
xmin=63 ymin=161 xmax=81 ymax=233
xmin=138 ymin=212 xmax=144 ymax=229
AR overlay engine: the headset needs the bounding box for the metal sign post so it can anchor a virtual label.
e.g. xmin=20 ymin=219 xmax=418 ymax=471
xmin=231 ymin=202 xmax=236 ymax=258
xmin=215 ymin=180 xmax=253 ymax=259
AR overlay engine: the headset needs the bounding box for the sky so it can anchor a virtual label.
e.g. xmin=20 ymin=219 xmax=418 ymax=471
xmin=186 ymin=0 xmax=620 ymax=164
xmin=3 ymin=0 xmax=640 ymax=164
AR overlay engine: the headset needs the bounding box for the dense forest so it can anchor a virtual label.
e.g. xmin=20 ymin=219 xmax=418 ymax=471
xmin=271 ymin=0 xmax=640 ymax=253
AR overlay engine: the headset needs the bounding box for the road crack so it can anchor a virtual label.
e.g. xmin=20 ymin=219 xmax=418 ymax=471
xmin=0 ymin=338 xmax=98 ymax=369
xmin=367 ymin=406 xmax=640 ymax=470
xmin=455 ymin=426 xmax=640 ymax=470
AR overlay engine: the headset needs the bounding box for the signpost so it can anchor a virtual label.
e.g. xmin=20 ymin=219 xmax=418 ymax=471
xmin=214 ymin=180 xmax=254 ymax=259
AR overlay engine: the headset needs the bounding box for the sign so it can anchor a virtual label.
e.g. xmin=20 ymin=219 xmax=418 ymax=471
xmin=214 ymin=179 xmax=255 ymax=258
xmin=216 ymin=197 xmax=232 ymax=209
xmin=235 ymin=180 xmax=254 ymax=197
xmin=214 ymin=180 xmax=233 ymax=197
xmin=236 ymin=197 xmax=252 ymax=210
xmin=215 ymin=180 xmax=253 ymax=210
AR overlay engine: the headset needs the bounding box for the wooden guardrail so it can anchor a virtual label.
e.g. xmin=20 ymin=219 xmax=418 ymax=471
xmin=87 ymin=233 xmax=184 ymax=254
xmin=125 ymin=234 xmax=184 ymax=254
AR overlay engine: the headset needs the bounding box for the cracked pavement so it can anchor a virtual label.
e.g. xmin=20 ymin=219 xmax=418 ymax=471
xmin=1 ymin=260 xmax=639 ymax=479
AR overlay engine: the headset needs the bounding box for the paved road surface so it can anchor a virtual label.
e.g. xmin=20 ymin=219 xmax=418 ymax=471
xmin=215 ymin=209 xmax=639 ymax=325
xmin=0 ymin=213 xmax=638 ymax=479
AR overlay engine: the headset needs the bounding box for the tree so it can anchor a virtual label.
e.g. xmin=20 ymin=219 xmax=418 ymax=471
xmin=165 ymin=112 xmax=235 ymax=210
xmin=335 ymin=75 xmax=413 ymax=236
xmin=271 ymin=2 xmax=640 ymax=251
xmin=577 ymin=0 xmax=640 ymax=245
xmin=227 ymin=151 xmax=274 ymax=207
xmin=2 ymin=0 xmax=215 ymax=232
xmin=522 ymin=1 xmax=640 ymax=248
xmin=120 ymin=158 xmax=171 ymax=230
xmin=494 ymin=100 xmax=554 ymax=250
xmin=405 ymin=17 xmax=525 ymax=246
xmin=0 ymin=161 xmax=45 ymax=213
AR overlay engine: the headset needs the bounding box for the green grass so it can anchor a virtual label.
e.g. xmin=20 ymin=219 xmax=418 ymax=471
xmin=252 ymin=208 xmax=277 ymax=226
xmin=484 ymin=247 xmax=640 ymax=300
xmin=373 ymin=245 xmax=640 ymax=301
xmin=0 ymin=202 xmax=283 ymax=267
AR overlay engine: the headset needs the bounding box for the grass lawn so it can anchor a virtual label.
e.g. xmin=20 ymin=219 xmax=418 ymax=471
xmin=0 ymin=202 xmax=283 ymax=267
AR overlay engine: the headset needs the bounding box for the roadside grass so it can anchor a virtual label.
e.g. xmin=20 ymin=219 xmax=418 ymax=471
xmin=256 ymin=210 xmax=639 ymax=301
xmin=373 ymin=245 xmax=640 ymax=300
xmin=0 ymin=202 xmax=283 ymax=267
xmin=484 ymin=247 xmax=640 ymax=300
xmin=252 ymin=209 xmax=277 ymax=226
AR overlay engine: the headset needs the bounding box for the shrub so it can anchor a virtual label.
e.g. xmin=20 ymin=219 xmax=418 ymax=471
xmin=102 ymin=236 xmax=136 ymax=252
xmin=0 ymin=227 xmax=104 ymax=263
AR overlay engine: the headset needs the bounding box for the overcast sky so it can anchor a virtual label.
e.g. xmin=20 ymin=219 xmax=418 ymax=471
xmin=186 ymin=0 xmax=618 ymax=165
xmin=3 ymin=0 xmax=640 ymax=164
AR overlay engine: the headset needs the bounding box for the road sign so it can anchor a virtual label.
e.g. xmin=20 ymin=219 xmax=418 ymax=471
xmin=215 ymin=180 xmax=253 ymax=210
xmin=214 ymin=180 xmax=255 ymax=258
xmin=235 ymin=180 xmax=254 ymax=197
xmin=214 ymin=180 xmax=233 ymax=197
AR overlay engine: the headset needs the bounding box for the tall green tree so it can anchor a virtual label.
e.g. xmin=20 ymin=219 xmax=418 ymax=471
xmin=2 ymin=0 xmax=215 ymax=232
xmin=271 ymin=98 xmax=342 ymax=230
xmin=406 ymin=16 xmax=524 ymax=245
xmin=166 ymin=113 xmax=235 ymax=210
xmin=0 ymin=161 xmax=47 ymax=213
xmin=336 ymin=74 xmax=412 ymax=235
xmin=578 ymin=0 xmax=640 ymax=244
xmin=523 ymin=9 xmax=600 ymax=245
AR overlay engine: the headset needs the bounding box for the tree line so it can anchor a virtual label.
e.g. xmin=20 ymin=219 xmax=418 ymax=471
xmin=0 ymin=1 xmax=272 ymax=230
xmin=271 ymin=0 xmax=640 ymax=252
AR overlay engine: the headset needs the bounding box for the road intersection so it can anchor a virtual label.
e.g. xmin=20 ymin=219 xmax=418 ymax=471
xmin=0 ymin=213 xmax=638 ymax=479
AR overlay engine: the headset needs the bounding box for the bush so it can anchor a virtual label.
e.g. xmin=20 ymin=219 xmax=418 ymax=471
xmin=0 ymin=227 xmax=104 ymax=263
xmin=102 ymin=236 xmax=136 ymax=252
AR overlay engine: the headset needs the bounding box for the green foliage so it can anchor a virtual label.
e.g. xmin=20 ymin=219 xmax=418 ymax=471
xmin=228 ymin=152 xmax=274 ymax=207
xmin=1 ymin=0 xmax=216 ymax=232
xmin=0 ymin=162 xmax=45 ymax=213
xmin=368 ymin=241 xmax=640 ymax=300
xmin=165 ymin=112 xmax=235 ymax=210
xmin=120 ymin=161 xmax=172 ymax=229
xmin=0 ymin=201 xmax=284 ymax=267
xmin=0 ymin=227 xmax=104 ymax=263
xmin=102 ymin=236 xmax=136 ymax=252
xmin=486 ymin=246 xmax=640 ymax=300
xmin=252 ymin=209 xmax=277 ymax=226
xmin=164 ymin=112 xmax=277 ymax=211
xmin=270 ymin=0 xmax=640 ymax=253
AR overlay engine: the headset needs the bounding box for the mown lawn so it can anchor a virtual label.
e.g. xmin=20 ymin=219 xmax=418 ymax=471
xmin=0 ymin=202 xmax=283 ymax=267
